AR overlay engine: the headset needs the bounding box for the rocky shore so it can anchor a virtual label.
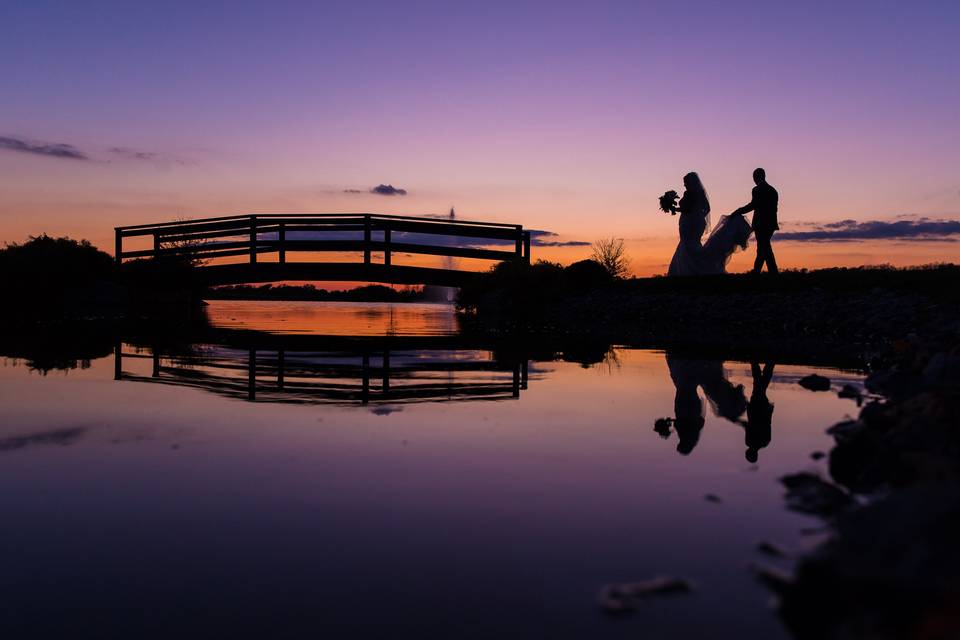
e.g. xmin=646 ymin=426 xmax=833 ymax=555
xmin=768 ymin=328 xmax=960 ymax=639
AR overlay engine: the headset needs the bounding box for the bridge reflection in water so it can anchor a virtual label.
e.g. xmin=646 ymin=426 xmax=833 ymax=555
xmin=114 ymin=336 xmax=530 ymax=406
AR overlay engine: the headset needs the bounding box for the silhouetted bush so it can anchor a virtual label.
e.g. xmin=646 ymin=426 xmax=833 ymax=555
xmin=456 ymin=258 xmax=612 ymax=317
xmin=118 ymin=256 xmax=203 ymax=293
xmin=0 ymin=235 xmax=120 ymax=321
xmin=0 ymin=235 xmax=114 ymax=288
xmin=564 ymin=259 xmax=613 ymax=291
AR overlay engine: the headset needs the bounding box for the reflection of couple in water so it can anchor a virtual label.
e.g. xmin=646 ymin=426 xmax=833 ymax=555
xmin=660 ymin=354 xmax=775 ymax=461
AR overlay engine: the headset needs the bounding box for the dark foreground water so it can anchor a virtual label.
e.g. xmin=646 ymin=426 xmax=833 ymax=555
xmin=0 ymin=302 xmax=864 ymax=638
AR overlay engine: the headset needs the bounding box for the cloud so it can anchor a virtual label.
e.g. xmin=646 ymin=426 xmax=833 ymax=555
xmin=344 ymin=184 xmax=409 ymax=196
xmin=0 ymin=135 xmax=89 ymax=160
xmin=108 ymin=146 xmax=192 ymax=166
xmin=343 ymin=184 xmax=408 ymax=196
xmin=0 ymin=135 xmax=187 ymax=165
xmin=109 ymin=147 xmax=161 ymax=161
xmin=527 ymin=230 xmax=591 ymax=247
xmin=777 ymin=217 xmax=960 ymax=242
xmin=534 ymin=240 xmax=592 ymax=247
xmin=371 ymin=184 xmax=407 ymax=196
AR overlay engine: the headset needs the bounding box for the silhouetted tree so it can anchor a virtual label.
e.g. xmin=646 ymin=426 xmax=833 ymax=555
xmin=591 ymin=237 xmax=630 ymax=278
xmin=159 ymin=217 xmax=208 ymax=266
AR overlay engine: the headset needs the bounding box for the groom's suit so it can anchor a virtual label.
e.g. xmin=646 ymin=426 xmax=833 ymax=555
xmin=734 ymin=181 xmax=779 ymax=273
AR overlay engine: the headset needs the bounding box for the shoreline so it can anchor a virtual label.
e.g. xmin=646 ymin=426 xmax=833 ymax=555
xmin=456 ymin=265 xmax=960 ymax=367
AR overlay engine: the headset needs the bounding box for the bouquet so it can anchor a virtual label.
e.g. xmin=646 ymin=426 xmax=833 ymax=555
xmin=658 ymin=190 xmax=679 ymax=215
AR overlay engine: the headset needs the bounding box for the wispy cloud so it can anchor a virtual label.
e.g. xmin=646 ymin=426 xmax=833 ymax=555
xmin=108 ymin=146 xmax=191 ymax=166
xmin=109 ymin=147 xmax=161 ymax=161
xmin=0 ymin=135 xmax=89 ymax=160
xmin=778 ymin=217 xmax=960 ymax=242
xmin=345 ymin=184 xmax=409 ymax=196
xmin=529 ymin=230 xmax=590 ymax=247
xmin=1 ymin=135 xmax=189 ymax=166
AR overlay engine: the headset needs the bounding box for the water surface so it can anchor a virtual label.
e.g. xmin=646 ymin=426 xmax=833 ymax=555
xmin=0 ymin=302 xmax=863 ymax=638
xmin=205 ymin=299 xmax=459 ymax=335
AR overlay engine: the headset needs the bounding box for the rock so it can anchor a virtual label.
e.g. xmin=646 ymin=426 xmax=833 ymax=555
xmin=864 ymin=367 xmax=920 ymax=398
xmin=704 ymin=493 xmax=722 ymax=503
xmin=777 ymin=485 xmax=960 ymax=639
xmin=922 ymin=352 xmax=960 ymax=387
xmin=597 ymin=577 xmax=696 ymax=614
xmin=826 ymin=419 xmax=865 ymax=444
xmin=837 ymin=384 xmax=861 ymax=400
xmin=751 ymin=563 xmax=792 ymax=595
xmin=756 ymin=541 xmax=788 ymax=558
xmin=780 ymin=472 xmax=853 ymax=517
xmin=798 ymin=374 xmax=831 ymax=392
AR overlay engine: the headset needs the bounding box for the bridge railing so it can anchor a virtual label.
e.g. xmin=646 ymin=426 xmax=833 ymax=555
xmin=114 ymin=213 xmax=532 ymax=268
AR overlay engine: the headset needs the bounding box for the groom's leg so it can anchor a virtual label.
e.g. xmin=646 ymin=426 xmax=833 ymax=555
xmin=765 ymin=232 xmax=779 ymax=274
xmin=753 ymin=233 xmax=770 ymax=273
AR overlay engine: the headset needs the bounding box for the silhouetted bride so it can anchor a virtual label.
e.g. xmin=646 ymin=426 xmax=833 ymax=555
xmin=664 ymin=354 xmax=748 ymax=455
xmin=667 ymin=172 xmax=751 ymax=276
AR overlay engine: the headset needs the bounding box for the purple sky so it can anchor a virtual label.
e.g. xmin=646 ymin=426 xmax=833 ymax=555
xmin=2 ymin=0 xmax=959 ymax=272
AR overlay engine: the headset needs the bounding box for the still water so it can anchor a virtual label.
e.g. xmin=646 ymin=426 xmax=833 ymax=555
xmin=0 ymin=301 xmax=862 ymax=638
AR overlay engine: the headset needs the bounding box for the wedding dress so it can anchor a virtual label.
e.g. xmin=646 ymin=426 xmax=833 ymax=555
xmin=665 ymin=354 xmax=749 ymax=455
xmin=667 ymin=208 xmax=752 ymax=277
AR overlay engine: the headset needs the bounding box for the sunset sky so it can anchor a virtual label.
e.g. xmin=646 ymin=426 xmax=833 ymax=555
xmin=2 ymin=0 xmax=959 ymax=276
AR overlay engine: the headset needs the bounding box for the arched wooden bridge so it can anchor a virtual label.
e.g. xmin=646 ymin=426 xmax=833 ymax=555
xmin=115 ymin=213 xmax=532 ymax=286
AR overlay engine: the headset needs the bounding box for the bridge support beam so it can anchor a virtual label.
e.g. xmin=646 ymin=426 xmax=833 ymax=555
xmin=363 ymin=215 xmax=371 ymax=265
xmin=249 ymin=216 xmax=257 ymax=264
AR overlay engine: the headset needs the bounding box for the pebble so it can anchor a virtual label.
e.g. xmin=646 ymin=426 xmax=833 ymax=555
xmin=597 ymin=576 xmax=696 ymax=613
xmin=780 ymin=472 xmax=853 ymax=517
xmin=798 ymin=374 xmax=831 ymax=392
xmin=756 ymin=541 xmax=787 ymax=558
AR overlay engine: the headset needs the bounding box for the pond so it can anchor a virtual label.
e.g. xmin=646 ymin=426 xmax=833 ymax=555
xmin=0 ymin=301 xmax=864 ymax=638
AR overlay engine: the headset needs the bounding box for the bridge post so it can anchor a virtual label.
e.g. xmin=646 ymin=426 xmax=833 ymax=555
xmin=277 ymin=349 xmax=285 ymax=389
xmin=361 ymin=352 xmax=370 ymax=405
xmin=114 ymin=340 xmax=122 ymax=380
xmin=514 ymin=226 xmax=522 ymax=261
xmin=523 ymin=230 xmax=531 ymax=264
xmin=382 ymin=349 xmax=390 ymax=395
xmin=248 ymin=349 xmax=256 ymax=401
xmin=249 ymin=215 xmax=257 ymax=264
xmin=384 ymin=227 xmax=391 ymax=267
xmin=278 ymin=223 xmax=286 ymax=265
xmin=153 ymin=234 xmax=161 ymax=260
xmin=115 ymin=228 xmax=123 ymax=265
xmin=363 ymin=215 xmax=371 ymax=265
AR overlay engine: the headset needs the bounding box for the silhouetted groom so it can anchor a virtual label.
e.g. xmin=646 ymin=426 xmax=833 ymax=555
xmin=733 ymin=168 xmax=779 ymax=273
